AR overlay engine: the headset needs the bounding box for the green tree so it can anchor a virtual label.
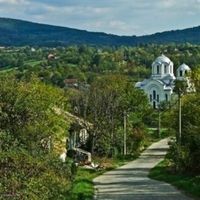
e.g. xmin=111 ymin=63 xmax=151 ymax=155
xmin=0 ymin=75 xmax=74 ymax=200
xmin=68 ymin=75 xmax=150 ymax=156
xmin=168 ymin=93 xmax=200 ymax=173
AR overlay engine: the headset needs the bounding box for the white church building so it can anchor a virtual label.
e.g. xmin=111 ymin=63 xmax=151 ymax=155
xmin=135 ymin=54 xmax=192 ymax=108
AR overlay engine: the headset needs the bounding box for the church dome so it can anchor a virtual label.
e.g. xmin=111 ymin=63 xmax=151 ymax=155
xmin=135 ymin=82 xmax=142 ymax=88
xmin=151 ymin=54 xmax=174 ymax=79
xmin=154 ymin=54 xmax=171 ymax=64
xmin=176 ymin=63 xmax=191 ymax=79
xmin=177 ymin=63 xmax=191 ymax=71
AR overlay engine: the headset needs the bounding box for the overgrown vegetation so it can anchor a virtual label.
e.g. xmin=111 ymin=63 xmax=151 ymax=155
xmin=69 ymin=75 xmax=150 ymax=156
xmin=166 ymin=74 xmax=200 ymax=174
xmin=167 ymin=94 xmax=200 ymax=174
xmin=149 ymin=70 xmax=200 ymax=199
xmin=0 ymin=76 xmax=74 ymax=200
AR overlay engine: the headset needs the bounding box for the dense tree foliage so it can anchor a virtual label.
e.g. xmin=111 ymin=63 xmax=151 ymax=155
xmin=0 ymin=76 xmax=74 ymax=199
xmin=68 ymin=75 xmax=151 ymax=156
xmin=1 ymin=44 xmax=200 ymax=89
xmin=168 ymin=93 xmax=200 ymax=174
xmin=167 ymin=70 xmax=200 ymax=174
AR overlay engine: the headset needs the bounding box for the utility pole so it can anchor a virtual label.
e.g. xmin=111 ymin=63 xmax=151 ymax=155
xmin=178 ymin=95 xmax=182 ymax=144
xmin=158 ymin=108 xmax=161 ymax=138
xmin=123 ymin=110 xmax=127 ymax=155
xmin=174 ymin=79 xmax=187 ymax=144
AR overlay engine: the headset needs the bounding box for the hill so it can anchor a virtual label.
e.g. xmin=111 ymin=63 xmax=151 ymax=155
xmin=0 ymin=18 xmax=200 ymax=46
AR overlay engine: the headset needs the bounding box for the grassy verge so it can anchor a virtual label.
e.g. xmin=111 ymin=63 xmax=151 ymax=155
xmin=147 ymin=128 xmax=171 ymax=140
xmin=69 ymin=155 xmax=137 ymax=200
xmin=149 ymin=159 xmax=200 ymax=199
xmin=69 ymin=168 xmax=103 ymax=200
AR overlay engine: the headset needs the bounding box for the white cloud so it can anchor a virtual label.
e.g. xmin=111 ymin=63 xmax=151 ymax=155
xmin=0 ymin=0 xmax=199 ymax=35
xmin=0 ymin=0 xmax=27 ymax=4
xmin=159 ymin=0 xmax=176 ymax=8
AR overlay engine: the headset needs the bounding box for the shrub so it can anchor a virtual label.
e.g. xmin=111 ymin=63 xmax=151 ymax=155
xmin=169 ymin=93 xmax=200 ymax=174
xmin=0 ymin=149 xmax=74 ymax=200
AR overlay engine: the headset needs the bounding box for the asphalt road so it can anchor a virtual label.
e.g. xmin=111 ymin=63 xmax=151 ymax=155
xmin=93 ymin=138 xmax=192 ymax=200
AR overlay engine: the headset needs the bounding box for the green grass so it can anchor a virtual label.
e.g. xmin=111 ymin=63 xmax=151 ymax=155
xmin=147 ymin=128 xmax=171 ymax=140
xmin=0 ymin=66 xmax=17 ymax=72
xmin=24 ymin=60 xmax=43 ymax=66
xmin=149 ymin=159 xmax=200 ymax=199
xmin=69 ymin=168 xmax=104 ymax=200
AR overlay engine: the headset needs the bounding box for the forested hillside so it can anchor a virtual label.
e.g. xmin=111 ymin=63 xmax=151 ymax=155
xmin=1 ymin=44 xmax=200 ymax=87
xmin=0 ymin=18 xmax=200 ymax=46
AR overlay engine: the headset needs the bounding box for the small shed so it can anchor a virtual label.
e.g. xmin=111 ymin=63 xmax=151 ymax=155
xmin=54 ymin=107 xmax=93 ymax=163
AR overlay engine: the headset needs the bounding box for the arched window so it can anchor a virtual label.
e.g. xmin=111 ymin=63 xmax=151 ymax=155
xmin=185 ymin=70 xmax=188 ymax=75
xmin=164 ymin=65 xmax=167 ymax=74
xmin=180 ymin=70 xmax=183 ymax=77
xmin=165 ymin=94 xmax=168 ymax=101
xmin=153 ymin=90 xmax=156 ymax=100
xmin=153 ymin=101 xmax=156 ymax=109
xmin=157 ymin=95 xmax=159 ymax=102
xmin=157 ymin=65 xmax=160 ymax=74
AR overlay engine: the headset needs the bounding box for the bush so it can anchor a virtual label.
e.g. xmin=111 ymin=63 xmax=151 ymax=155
xmin=0 ymin=76 xmax=74 ymax=199
xmin=167 ymin=141 xmax=190 ymax=172
xmin=127 ymin=126 xmax=146 ymax=154
xmin=169 ymin=93 xmax=200 ymax=174
xmin=0 ymin=149 xmax=74 ymax=200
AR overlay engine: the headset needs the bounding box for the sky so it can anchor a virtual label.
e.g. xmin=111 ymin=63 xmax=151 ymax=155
xmin=0 ymin=0 xmax=200 ymax=36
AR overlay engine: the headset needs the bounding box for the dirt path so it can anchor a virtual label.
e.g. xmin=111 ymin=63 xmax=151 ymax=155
xmin=93 ymin=138 xmax=192 ymax=200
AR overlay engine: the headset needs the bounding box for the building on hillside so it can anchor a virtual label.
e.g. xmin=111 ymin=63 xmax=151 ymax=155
xmin=135 ymin=55 xmax=193 ymax=108
xmin=64 ymin=78 xmax=90 ymax=91
xmin=54 ymin=108 xmax=93 ymax=163
xmin=64 ymin=78 xmax=79 ymax=88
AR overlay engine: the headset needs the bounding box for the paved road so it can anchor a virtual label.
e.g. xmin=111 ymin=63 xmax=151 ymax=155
xmin=93 ymin=138 xmax=192 ymax=200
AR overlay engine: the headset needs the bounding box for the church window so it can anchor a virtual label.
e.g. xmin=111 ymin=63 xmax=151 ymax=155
xmin=180 ymin=70 xmax=183 ymax=77
xmin=153 ymin=101 xmax=156 ymax=109
xmin=157 ymin=95 xmax=159 ymax=102
xmin=164 ymin=65 xmax=167 ymax=73
xmin=185 ymin=70 xmax=188 ymax=75
xmin=165 ymin=94 xmax=168 ymax=101
xmin=153 ymin=90 xmax=156 ymax=99
xmin=157 ymin=65 xmax=160 ymax=74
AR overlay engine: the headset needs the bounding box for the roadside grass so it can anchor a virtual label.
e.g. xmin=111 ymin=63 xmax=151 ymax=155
xmin=149 ymin=159 xmax=200 ymax=199
xmin=144 ymin=127 xmax=171 ymax=149
xmin=147 ymin=127 xmax=171 ymax=140
xmin=69 ymin=168 xmax=103 ymax=200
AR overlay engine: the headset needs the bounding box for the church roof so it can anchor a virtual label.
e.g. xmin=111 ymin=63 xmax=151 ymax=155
xmin=177 ymin=63 xmax=191 ymax=71
xmin=135 ymin=82 xmax=142 ymax=88
xmin=154 ymin=54 xmax=171 ymax=64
